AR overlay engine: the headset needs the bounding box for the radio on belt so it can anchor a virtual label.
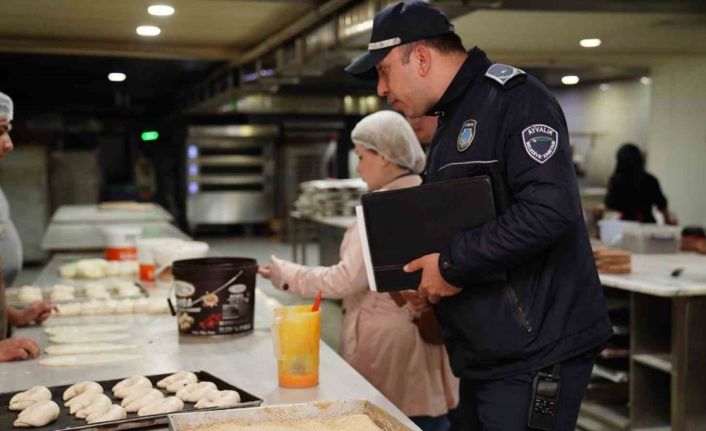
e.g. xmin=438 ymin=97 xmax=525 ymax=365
xmin=528 ymin=365 xmax=561 ymax=430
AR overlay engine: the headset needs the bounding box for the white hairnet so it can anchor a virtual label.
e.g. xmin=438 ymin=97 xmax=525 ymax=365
xmin=0 ymin=92 xmax=13 ymax=121
xmin=351 ymin=110 xmax=426 ymax=174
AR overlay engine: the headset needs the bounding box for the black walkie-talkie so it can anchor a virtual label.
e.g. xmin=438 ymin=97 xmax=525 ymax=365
xmin=528 ymin=366 xmax=561 ymax=430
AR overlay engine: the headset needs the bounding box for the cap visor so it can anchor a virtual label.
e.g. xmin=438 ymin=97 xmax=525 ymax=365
xmin=345 ymin=48 xmax=390 ymax=81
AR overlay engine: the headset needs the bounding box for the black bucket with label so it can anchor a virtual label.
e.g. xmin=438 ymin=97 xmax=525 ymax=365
xmin=172 ymin=257 xmax=257 ymax=336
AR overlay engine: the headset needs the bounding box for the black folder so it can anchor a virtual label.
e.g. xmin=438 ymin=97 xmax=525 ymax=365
xmin=357 ymin=176 xmax=496 ymax=292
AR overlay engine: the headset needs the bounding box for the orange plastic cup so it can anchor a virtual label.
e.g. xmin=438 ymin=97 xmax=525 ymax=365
xmin=272 ymin=305 xmax=320 ymax=388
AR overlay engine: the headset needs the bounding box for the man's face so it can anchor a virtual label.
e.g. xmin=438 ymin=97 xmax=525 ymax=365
xmin=0 ymin=118 xmax=13 ymax=161
xmin=376 ymin=47 xmax=427 ymax=118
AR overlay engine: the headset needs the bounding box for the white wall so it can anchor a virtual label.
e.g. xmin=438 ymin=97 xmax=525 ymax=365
xmin=553 ymin=80 xmax=651 ymax=186
xmin=646 ymin=57 xmax=706 ymax=226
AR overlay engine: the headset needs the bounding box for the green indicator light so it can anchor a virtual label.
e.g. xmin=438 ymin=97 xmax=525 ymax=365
xmin=141 ymin=131 xmax=159 ymax=141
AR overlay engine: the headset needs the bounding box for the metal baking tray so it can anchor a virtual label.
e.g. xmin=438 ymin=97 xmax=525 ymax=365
xmin=168 ymin=399 xmax=416 ymax=431
xmin=0 ymin=371 xmax=262 ymax=431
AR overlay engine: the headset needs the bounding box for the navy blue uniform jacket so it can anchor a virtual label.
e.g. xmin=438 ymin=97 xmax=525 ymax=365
xmin=425 ymin=48 xmax=613 ymax=379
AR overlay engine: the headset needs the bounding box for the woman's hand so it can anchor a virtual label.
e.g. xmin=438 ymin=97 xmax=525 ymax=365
xmin=257 ymin=255 xmax=288 ymax=290
xmin=0 ymin=338 xmax=40 ymax=362
xmin=8 ymin=301 xmax=56 ymax=327
xmin=258 ymin=264 xmax=273 ymax=280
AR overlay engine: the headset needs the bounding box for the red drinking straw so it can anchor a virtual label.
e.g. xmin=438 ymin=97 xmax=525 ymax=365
xmin=312 ymin=291 xmax=322 ymax=312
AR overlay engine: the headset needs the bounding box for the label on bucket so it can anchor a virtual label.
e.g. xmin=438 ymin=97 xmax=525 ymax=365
xmin=174 ymin=273 xmax=255 ymax=336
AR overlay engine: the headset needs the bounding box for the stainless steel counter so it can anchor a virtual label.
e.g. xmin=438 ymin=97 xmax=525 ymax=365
xmin=51 ymin=204 xmax=174 ymax=224
xmin=2 ymin=254 xmax=420 ymax=431
xmin=41 ymin=222 xmax=191 ymax=252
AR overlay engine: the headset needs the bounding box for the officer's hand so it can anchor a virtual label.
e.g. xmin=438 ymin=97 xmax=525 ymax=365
xmin=399 ymin=290 xmax=432 ymax=313
xmin=0 ymin=338 xmax=41 ymax=362
xmin=404 ymin=253 xmax=461 ymax=304
xmin=10 ymin=301 xmax=56 ymax=327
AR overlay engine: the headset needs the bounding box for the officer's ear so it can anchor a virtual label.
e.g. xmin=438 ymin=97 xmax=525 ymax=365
xmin=414 ymin=43 xmax=432 ymax=77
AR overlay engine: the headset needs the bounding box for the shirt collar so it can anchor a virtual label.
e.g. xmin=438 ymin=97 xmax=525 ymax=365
xmin=427 ymin=47 xmax=492 ymax=117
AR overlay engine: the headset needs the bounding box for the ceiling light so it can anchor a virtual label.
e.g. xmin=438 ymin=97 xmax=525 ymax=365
xmin=148 ymin=5 xmax=175 ymax=16
xmin=562 ymin=75 xmax=580 ymax=85
xmin=108 ymin=72 xmax=126 ymax=82
xmin=579 ymin=38 xmax=601 ymax=48
xmin=640 ymin=77 xmax=652 ymax=85
xmin=599 ymin=83 xmax=610 ymax=92
xmin=136 ymin=25 xmax=161 ymax=37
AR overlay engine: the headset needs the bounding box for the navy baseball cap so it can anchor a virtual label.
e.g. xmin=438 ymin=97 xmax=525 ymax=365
xmin=345 ymin=1 xmax=455 ymax=81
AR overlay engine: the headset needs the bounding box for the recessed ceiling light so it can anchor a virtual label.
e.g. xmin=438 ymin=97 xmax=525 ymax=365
xmin=562 ymin=75 xmax=580 ymax=85
xmin=599 ymin=83 xmax=610 ymax=91
xmin=148 ymin=5 xmax=175 ymax=16
xmin=136 ymin=25 xmax=161 ymax=37
xmin=640 ymin=77 xmax=652 ymax=85
xmin=580 ymin=38 xmax=602 ymax=48
xmin=108 ymin=72 xmax=127 ymax=82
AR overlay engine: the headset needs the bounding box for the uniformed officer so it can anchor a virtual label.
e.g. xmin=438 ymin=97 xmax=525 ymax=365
xmin=346 ymin=2 xmax=613 ymax=430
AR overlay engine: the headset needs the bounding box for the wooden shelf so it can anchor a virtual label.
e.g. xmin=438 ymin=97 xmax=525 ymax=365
xmin=593 ymin=364 xmax=629 ymax=383
xmin=632 ymin=353 xmax=673 ymax=374
xmin=633 ymin=427 xmax=671 ymax=431
xmin=580 ymin=401 xmax=630 ymax=431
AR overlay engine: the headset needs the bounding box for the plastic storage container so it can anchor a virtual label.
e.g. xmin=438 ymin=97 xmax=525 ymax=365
xmin=621 ymin=225 xmax=681 ymax=254
xmin=101 ymin=226 xmax=142 ymax=260
xmin=597 ymin=219 xmax=640 ymax=247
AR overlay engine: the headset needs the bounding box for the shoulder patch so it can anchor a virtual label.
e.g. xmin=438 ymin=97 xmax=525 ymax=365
xmin=485 ymin=63 xmax=525 ymax=86
xmin=522 ymin=124 xmax=558 ymax=164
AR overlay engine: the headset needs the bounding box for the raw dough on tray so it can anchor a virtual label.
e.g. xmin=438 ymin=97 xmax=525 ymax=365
xmin=122 ymin=388 xmax=164 ymax=413
xmin=137 ymin=396 xmax=184 ymax=416
xmin=176 ymin=381 xmax=217 ymax=403
xmin=13 ymin=400 xmax=60 ymax=428
xmin=9 ymin=386 xmax=52 ymax=411
xmin=63 ymin=381 xmax=103 ymax=401
xmin=112 ymin=375 xmax=152 ymax=398
xmin=86 ymin=404 xmax=127 ymax=424
xmin=195 ymin=389 xmax=241 ymax=409
xmin=76 ymin=394 xmax=112 ymax=419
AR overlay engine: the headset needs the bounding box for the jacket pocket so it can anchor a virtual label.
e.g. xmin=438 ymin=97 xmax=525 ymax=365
xmin=435 ymin=283 xmax=534 ymax=365
xmin=504 ymin=285 xmax=533 ymax=334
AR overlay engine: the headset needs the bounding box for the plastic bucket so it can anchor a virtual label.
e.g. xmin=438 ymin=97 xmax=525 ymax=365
xmin=101 ymin=226 xmax=142 ymax=261
xmin=172 ymin=257 xmax=257 ymax=336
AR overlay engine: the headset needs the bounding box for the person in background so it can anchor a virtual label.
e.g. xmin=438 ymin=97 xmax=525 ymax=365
xmin=0 ymin=91 xmax=55 ymax=362
xmin=605 ymin=143 xmax=673 ymax=224
xmin=260 ymin=110 xmax=458 ymax=431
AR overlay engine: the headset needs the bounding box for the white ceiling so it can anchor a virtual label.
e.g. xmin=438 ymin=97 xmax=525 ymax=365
xmin=453 ymin=10 xmax=706 ymax=68
xmin=0 ymin=0 xmax=316 ymax=60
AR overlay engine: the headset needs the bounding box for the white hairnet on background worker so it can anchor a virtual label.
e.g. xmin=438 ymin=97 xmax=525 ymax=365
xmin=351 ymin=110 xmax=426 ymax=174
xmin=0 ymin=92 xmax=13 ymax=121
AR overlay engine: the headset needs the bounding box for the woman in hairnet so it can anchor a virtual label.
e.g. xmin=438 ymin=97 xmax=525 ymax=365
xmin=0 ymin=91 xmax=54 ymax=362
xmin=260 ymin=111 xmax=458 ymax=431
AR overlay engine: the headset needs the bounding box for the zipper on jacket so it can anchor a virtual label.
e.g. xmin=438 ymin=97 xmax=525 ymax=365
xmin=504 ymin=286 xmax=533 ymax=333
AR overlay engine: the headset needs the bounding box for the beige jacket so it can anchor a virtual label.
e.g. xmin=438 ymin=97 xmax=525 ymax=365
xmin=269 ymin=175 xmax=459 ymax=417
